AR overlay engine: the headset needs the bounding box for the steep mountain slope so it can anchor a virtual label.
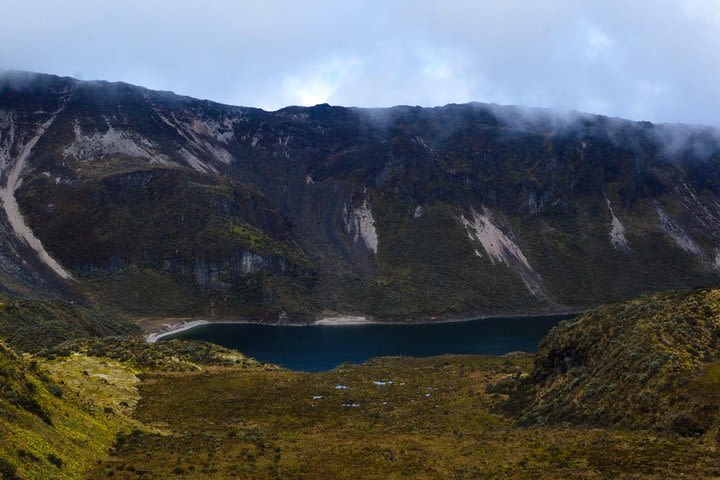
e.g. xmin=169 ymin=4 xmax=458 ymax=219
xmin=0 ymin=73 xmax=79 ymax=300
xmin=2 ymin=71 xmax=720 ymax=319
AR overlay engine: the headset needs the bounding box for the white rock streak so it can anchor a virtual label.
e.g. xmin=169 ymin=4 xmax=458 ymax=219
xmin=153 ymin=108 xmax=232 ymax=170
xmin=459 ymin=207 xmax=546 ymax=298
xmin=0 ymin=109 xmax=74 ymax=280
xmin=655 ymin=203 xmax=705 ymax=257
xmin=240 ymin=251 xmax=268 ymax=274
xmin=64 ymin=120 xmax=170 ymax=165
xmin=178 ymin=147 xmax=217 ymax=174
xmin=190 ymin=118 xmax=235 ymax=145
xmin=606 ymin=197 xmax=630 ymax=251
xmin=344 ymin=197 xmax=378 ymax=254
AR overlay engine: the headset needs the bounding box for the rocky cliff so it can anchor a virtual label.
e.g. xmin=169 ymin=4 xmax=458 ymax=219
xmin=2 ymin=71 xmax=720 ymax=319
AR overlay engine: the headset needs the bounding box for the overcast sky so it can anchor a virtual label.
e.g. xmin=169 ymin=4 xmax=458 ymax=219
xmin=2 ymin=0 xmax=719 ymax=125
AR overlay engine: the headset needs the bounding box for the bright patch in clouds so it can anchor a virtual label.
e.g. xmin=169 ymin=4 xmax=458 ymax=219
xmin=587 ymin=28 xmax=613 ymax=50
xmin=682 ymin=0 xmax=720 ymax=26
xmin=419 ymin=50 xmax=456 ymax=79
xmin=282 ymin=58 xmax=363 ymax=107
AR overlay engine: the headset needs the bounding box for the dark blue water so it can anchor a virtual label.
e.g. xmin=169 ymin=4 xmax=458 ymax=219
xmin=166 ymin=314 xmax=575 ymax=371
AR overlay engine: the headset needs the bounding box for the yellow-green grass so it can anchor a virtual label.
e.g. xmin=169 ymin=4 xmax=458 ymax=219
xmin=1 ymin=336 xmax=269 ymax=480
xmin=44 ymin=355 xmax=142 ymax=424
xmin=89 ymin=355 xmax=720 ymax=479
xmin=0 ymin=353 xmax=140 ymax=479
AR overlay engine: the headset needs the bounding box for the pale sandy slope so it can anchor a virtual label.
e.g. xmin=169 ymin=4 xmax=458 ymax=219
xmin=0 ymin=106 xmax=74 ymax=281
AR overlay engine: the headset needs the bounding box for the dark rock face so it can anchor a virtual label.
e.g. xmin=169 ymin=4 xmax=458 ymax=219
xmin=2 ymin=72 xmax=720 ymax=318
xmin=533 ymin=347 xmax=587 ymax=379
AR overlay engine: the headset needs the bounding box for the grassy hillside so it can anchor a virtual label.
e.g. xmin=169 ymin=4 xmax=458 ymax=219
xmin=512 ymin=288 xmax=720 ymax=436
xmin=46 ymin=337 xmax=276 ymax=372
xmin=369 ymin=198 xmax=538 ymax=317
xmin=0 ymin=295 xmax=139 ymax=353
xmin=4 ymin=288 xmax=720 ymax=478
xmin=0 ymin=340 xmax=138 ymax=480
xmin=18 ymin=170 xmax=318 ymax=320
xmin=0 ymin=336 xmax=273 ymax=479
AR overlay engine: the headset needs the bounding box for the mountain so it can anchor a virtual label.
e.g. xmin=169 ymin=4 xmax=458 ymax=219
xmin=2 ymin=71 xmax=720 ymax=320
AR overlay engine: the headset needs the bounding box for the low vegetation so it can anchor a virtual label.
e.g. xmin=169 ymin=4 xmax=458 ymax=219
xmin=80 ymin=268 xmax=207 ymax=317
xmin=87 ymin=355 xmax=720 ymax=479
xmin=0 ymin=334 xmax=274 ymax=478
xmin=0 ymin=340 xmax=138 ymax=479
xmin=0 ymin=295 xmax=138 ymax=353
xmin=3 ymin=289 xmax=720 ymax=478
xmin=45 ymin=338 xmax=276 ymax=372
xmin=513 ymin=288 xmax=720 ymax=437
xmin=369 ymin=197 xmax=539 ymax=318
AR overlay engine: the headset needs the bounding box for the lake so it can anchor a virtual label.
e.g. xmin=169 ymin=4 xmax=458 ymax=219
xmin=165 ymin=314 xmax=575 ymax=371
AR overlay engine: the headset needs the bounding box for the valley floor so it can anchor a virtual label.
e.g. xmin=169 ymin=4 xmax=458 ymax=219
xmin=87 ymin=355 xmax=719 ymax=479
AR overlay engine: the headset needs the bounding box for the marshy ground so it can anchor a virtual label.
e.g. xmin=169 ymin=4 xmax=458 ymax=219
xmin=87 ymin=354 xmax=720 ymax=479
xmin=4 ymin=289 xmax=720 ymax=479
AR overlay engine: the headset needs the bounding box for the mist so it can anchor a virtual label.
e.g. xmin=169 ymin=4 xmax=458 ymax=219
xmin=1 ymin=1 xmax=719 ymax=126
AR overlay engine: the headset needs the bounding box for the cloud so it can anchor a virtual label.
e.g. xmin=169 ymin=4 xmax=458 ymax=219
xmin=278 ymin=58 xmax=364 ymax=107
xmin=587 ymin=28 xmax=613 ymax=51
xmin=0 ymin=0 xmax=719 ymax=125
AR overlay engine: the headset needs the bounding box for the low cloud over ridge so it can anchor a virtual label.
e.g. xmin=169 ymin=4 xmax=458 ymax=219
xmin=1 ymin=0 xmax=719 ymax=125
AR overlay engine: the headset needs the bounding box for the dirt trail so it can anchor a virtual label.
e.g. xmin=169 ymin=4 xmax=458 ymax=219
xmin=0 ymin=103 xmax=74 ymax=281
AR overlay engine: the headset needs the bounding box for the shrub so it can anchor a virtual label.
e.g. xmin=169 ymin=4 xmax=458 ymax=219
xmin=0 ymin=458 xmax=21 ymax=480
xmin=47 ymin=453 xmax=63 ymax=468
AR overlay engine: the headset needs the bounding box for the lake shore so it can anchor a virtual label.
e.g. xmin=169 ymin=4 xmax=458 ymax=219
xmin=144 ymin=308 xmax=583 ymax=343
xmin=146 ymin=319 xmax=258 ymax=343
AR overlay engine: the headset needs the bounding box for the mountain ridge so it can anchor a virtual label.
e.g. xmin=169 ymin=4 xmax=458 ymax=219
xmin=2 ymin=71 xmax=720 ymax=320
xmin=7 ymin=69 xmax=720 ymax=130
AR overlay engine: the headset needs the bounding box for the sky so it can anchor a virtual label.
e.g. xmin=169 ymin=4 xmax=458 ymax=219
xmin=1 ymin=0 xmax=720 ymax=125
